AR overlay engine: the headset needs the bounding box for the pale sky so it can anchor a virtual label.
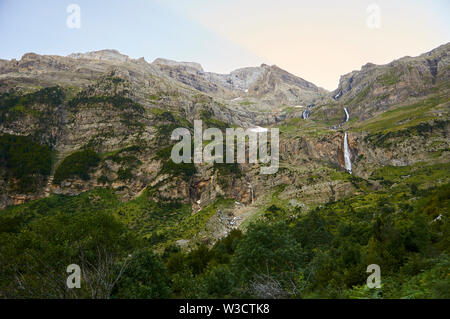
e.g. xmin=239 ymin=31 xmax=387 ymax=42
xmin=1 ymin=0 xmax=449 ymax=90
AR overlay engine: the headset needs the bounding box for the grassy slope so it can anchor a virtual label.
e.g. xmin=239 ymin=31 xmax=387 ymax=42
xmin=353 ymin=94 xmax=449 ymax=134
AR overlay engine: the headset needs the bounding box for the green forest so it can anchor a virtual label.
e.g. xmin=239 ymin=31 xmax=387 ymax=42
xmin=0 ymin=165 xmax=448 ymax=298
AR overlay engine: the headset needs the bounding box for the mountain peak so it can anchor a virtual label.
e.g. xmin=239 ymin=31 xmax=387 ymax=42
xmin=152 ymin=58 xmax=204 ymax=72
xmin=68 ymin=49 xmax=131 ymax=62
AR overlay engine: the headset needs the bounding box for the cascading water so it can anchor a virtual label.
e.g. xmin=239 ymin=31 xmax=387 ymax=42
xmin=344 ymin=132 xmax=352 ymax=174
xmin=247 ymin=182 xmax=254 ymax=204
xmin=343 ymin=107 xmax=352 ymax=174
xmin=302 ymin=103 xmax=317 ymax=119
xmin=302 ymin=106 xmax=311 ymax=119
xmin=245 ymin=174 xmax=255 ymax=204
xmin=344 ymin=107 xmax=350 ymax=122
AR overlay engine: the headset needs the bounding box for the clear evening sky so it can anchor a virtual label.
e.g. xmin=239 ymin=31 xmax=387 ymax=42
xmin=0 ymin=0 xmax=449 ymax=90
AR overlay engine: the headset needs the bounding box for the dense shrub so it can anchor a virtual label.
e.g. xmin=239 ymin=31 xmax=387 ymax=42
xmin=0 ymin=86 xmax=64 ymax=111
xmin=232 ymin=222 xmax=305 ymax=281
xmin=68 ymin=94 xmax=144 ymax=113
xmin=0 ymin=134 xmax=52 ymax=193
xmin=53 ymin=149 xmax=100 ymax=184
xmin=156 ymin=146 xmax=196 ymax=180
xmin=112 ymin=249 xmax=172 ymax=298
xmin=0 ymin=205 xmax=138 ymax=298
xmin=117 ymin=167 xmax=133 ymax=181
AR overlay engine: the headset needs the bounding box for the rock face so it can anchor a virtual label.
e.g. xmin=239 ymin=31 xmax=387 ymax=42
xmin=151 ymin=59 xmax=327 ymax=106
xmin=152 ymin=58 xmax=204 ymax=72
xmin=205 ymin=66 xmax=265 ymax=92
xmin=317 ymin=43 xmax=450 ymax=122
xmin=68 ymin=49 xmax=133 ymax=63
xmin=247 ymin=65 xmax=327 ymax=106
xmin=0 ymin=43 xmax=449 ymax=246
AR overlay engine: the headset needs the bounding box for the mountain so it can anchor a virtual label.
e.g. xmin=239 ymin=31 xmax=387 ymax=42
xmin=151 ymin=58 xmax=327 ymax=106
xmin=0 ymin=44 xmax=449 ymax=299
xmin=0 ymin=43 xmax=448 ymax=209
xmin=313 ymin=43 xmax=450 ymax=123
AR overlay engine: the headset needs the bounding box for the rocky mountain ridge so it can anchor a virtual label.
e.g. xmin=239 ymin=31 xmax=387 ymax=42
xmin=0 ymin=44 xmax=449 ymax=247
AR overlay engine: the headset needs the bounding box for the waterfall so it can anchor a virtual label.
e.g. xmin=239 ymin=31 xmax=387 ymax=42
xmin=302 ymin=110 xmax=308 ymax=119
xmin=247 ymin=182 xmax=254 ymax=204
xmin=344 ymin=132 xmax=352 ymax=174
xmin=344 ymin=107 xmax=350 ymax=122
xmin=302 ymin=105 xmax=311 ymax=119
xmin=342 ymin=107 xmax=352 ymax=174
